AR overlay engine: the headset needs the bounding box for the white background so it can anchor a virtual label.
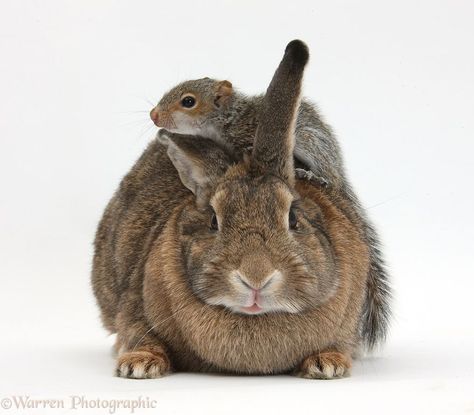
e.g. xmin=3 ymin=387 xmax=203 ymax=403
xmin=1 ymin=1 xmax=473 ymax=414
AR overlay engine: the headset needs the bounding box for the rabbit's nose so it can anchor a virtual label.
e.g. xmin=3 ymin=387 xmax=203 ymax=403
xmin=237 ymin=272 xmax=275 ymax=291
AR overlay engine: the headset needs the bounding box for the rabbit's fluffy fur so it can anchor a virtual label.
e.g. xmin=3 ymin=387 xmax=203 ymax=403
xmin=92 ymin=40 xmax=387 ymax=379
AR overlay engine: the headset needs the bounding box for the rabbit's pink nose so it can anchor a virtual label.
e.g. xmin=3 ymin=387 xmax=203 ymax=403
xmin=150 ymin=108 xmax=160 ymax=125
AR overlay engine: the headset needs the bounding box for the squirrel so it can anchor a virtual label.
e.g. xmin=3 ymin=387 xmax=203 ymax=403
xmin=150 ymin=77 xmax=391 ymax=350
xmin=150 ymin=78 xmax=346 ymax=188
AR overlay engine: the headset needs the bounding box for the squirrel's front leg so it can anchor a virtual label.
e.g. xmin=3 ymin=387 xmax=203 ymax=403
xmin=295 ymin=348 xmax=352 ymax=379
xmin=114 ymin=294 xmax=172 ymax=379
xmin=295 ymin=168 xmax=328 ymax=188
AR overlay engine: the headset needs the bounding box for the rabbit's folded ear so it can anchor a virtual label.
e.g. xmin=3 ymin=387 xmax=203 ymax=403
xmin=165 ymin=133 xmax=234 ymax=208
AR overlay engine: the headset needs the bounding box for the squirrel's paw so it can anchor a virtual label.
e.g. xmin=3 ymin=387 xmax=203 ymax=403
xmin=156 ymin=129 xmax=172 ymax=145
xmin=116 ymin=349 xmax=171 ymax=379
xmin=295 ymin=350 xmax=351 ymax=379
xmin=295 ymin=168 xmax=328 ymax=188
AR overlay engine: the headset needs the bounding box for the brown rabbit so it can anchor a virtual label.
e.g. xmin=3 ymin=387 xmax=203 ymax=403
xmin=92 ymin=40 xmax=371 ymax=379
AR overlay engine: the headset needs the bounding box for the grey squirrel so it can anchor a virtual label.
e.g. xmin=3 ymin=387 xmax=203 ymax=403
xmin=150 ymin=78 xmax=344 ymax=188
xmin=150 ymin=75 xmax=391 ymax=350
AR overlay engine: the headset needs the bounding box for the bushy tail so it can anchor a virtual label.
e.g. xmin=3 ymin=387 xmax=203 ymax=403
xmin=361 ymin=220 xmax=392 ymax=350
xmin=343 ymin=182 xmax=392 ymax=351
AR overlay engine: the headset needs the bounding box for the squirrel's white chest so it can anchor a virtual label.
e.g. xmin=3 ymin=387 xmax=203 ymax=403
xmin=195 ymin=123 xmax=220 ymax=141
xmin=170 ymin=112 xmax=221 ymax=141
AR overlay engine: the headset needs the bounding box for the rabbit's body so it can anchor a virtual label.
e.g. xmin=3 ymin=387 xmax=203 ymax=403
xmin=93 ymin=40 xmax=386 ymax=379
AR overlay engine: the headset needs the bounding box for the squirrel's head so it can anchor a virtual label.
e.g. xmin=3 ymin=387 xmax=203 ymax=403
xmin=150 ymin=78 xmax=233 ymax=133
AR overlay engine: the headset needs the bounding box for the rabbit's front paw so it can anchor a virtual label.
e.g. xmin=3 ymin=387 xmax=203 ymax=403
xmin=116 ymin=349 xmax=171 ymax=379
xmin=296 ymin=349 xmax=351 ymax=379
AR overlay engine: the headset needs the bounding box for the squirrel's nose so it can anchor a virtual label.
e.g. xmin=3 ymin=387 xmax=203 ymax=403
xmin=150 ymin=108 xmax=159 ymax=125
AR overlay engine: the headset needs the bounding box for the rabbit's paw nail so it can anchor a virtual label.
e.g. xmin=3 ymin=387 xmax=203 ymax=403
xmin=116 ymin=350 xmax=171 ymax=379
xmin=296 ymin=350 xmax=351 ymax=379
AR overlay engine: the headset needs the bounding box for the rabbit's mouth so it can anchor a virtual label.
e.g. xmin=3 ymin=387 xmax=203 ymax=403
xmin=240 ymin=303 xmax=263 ymax=314
xmin=197 ymin=268 xmax=308 ymax=315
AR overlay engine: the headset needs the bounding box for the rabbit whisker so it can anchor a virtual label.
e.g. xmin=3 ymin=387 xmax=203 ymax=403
xmin=131 ymin=301 xmax=195 ymax=352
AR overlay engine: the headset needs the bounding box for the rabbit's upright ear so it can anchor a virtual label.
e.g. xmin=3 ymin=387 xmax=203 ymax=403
xmin=251 ymin=40 xmax=309 ymax=184
xmin=161 ymin=131 xmax=234 ymax=208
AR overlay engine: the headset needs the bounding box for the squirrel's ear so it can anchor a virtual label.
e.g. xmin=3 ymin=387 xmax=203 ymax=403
xmin=163 ymin=132 xmax=234 ymax=208
xmin=214 ymin=80 xmax=233 ymax=108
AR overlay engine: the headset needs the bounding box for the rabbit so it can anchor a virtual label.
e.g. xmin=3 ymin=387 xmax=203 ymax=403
xmin=92 ymin=40 xmax=374 ymax=379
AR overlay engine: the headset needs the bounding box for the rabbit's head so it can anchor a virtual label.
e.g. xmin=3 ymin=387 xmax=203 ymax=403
xmin=158 ymin=41 xmax=338 ymax=316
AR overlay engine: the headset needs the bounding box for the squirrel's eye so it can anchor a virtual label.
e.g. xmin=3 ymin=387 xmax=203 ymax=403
xmin=289 ymin=208 xmax=298 ymax=230
xmin=181 ymin=96 xmax=196 ymax=108
xmin=210 ymin=211 xmax=219 ymax=231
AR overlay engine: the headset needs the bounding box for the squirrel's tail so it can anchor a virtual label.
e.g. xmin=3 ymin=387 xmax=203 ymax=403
xmin=361 ymin=219 xmax=392 ymax=351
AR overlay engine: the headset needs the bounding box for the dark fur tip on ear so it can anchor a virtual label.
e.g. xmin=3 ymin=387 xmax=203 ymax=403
xmin=285 ymin=39 xmax=309 ymax=67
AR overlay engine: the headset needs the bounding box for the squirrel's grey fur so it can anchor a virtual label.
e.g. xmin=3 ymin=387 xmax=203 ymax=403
xmin=208 ymin=94 xmax=344 ymax=189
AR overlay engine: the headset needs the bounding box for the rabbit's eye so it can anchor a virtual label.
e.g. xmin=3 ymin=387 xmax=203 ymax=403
xmin=181 ymin=96 xmax=196 ymax=108
xmin=210 ymin=210 xmax=219 ymax=231
xmin=289 ymin=208 xmax=298 ymax=230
